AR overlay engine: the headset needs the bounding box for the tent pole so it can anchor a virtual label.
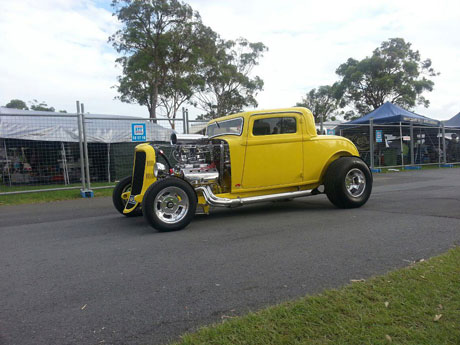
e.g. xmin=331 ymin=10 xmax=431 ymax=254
xmin=76 ymin=101 xmax=86 ymax=190
xmin=399 ymin=122 xmax=404 ymax=167
xmin=61 ymin=142 xmax=69 ymax=185
xmin=438 ymin=126 xmax=441 ymax=166
xmin=410 ymin=123 xmax=414 ymax=165
xmin=441 ymin=123 xmax=447 ymax=164
xmin=3 ymin=140 xmax=12 ymax=187
xmin=369 ymin=118 xmax=374 ymax=169
xmin=107 ymin=143 xmax=111 ymax=183
xmin=81 ymin=103 xmax=91 ymax=190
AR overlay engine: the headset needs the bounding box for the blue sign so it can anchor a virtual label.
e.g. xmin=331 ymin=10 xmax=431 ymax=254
xmin=376 ymin=130 xmax=383 ymax=143
xmin=132 ymin=123 xmax=146 ymax=142
xmin=327 ymin=128 xmax=335 ymax=135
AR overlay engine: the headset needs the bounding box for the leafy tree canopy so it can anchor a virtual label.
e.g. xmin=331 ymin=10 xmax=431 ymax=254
xmin=110 ymin=0 xmax=214 ymax=120
xmin=194 ymin=38 xmax=267 ymax=120
xmin=29 ymin=100 xmax=55 ymax=112
xmin=295 ymin=83 xmax=343 ymax=123
xmin=336 ymin=38 xmax=438 ymax=115
xmin=109 ymin=1 xmax=267 ymax=121
xmin=5 ymin=99 xmax=29 ymax=110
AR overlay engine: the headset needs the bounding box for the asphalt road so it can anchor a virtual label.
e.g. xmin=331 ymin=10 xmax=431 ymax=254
xmin=1 ymin=168 xmax=460 ymax=345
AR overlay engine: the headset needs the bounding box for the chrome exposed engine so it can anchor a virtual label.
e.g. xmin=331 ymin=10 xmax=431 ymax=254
xmin=163 ymin=139 xmax=231 ymax=191
xmin=181 ymin=166 xmax=219 ymax=186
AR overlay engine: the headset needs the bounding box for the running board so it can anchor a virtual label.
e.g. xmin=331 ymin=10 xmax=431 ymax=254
xmin=196 ymin=186 xmax=315 ymax=208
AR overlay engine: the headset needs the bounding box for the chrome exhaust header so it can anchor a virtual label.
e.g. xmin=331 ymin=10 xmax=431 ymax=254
xmin=196 ymin=186 xmax=314 ymax=208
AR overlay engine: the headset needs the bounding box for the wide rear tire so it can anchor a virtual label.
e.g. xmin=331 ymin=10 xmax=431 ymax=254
xmin=324 ymin=157 xmax=372 ymax=208
xmin=142 ymin=177 xmax=197 ymax=232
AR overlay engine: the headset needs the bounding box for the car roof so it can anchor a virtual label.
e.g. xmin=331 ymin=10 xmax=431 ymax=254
xmin=207 ymin=107 xmax=311 ymax=125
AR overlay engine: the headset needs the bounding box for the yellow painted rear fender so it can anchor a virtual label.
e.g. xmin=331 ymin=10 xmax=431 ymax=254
xmin=320 ymin=152 xmax=354 ymax=181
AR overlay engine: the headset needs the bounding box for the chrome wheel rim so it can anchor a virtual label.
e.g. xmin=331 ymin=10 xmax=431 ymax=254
xmin=154 ymin=186 xmax=189 ymax=224
xmin=121 ymin=184 xmax=132 ymax=206
xmin=345 ymin=168 xmax=366 ymax=198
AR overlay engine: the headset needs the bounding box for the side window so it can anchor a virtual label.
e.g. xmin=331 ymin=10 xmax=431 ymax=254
xmin=252 ymin=117 xmax=297 ymax=136
xmin=282 ymin=117 xmax=296 ymax=134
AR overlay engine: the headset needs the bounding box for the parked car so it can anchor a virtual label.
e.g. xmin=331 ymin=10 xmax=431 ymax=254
xmin=113 ymin=107 xmax=372 ymax=231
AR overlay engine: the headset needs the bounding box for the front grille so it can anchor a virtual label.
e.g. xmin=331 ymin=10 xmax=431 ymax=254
xmin=131 ymin=151 xmax=146 ymax=195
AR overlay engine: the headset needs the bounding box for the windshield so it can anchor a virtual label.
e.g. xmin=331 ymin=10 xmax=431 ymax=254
xmin=206 ymin=117 xmax=243 ymax=138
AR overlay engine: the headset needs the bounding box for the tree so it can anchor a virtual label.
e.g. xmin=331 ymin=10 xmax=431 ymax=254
xmin=295 ymin=84 xmax=342 ymax=123
xmin=157 ymin=19 xmax=216 ymax=128
xmin=29 ymin=100 xmax=55 ymax=112
xmin=336 ymin=38 xmax=438 ymax=115
xmin=194 ymin=38 xmax=267 ymax=120
xmin=110 ymin=0 xmax=210 ymax=120
xmin=5 ymin=99 xmax=28 ymax=110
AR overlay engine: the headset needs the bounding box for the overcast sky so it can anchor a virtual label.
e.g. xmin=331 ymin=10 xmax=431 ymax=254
xmin=0 ymin=0 xmax=459 ymax=120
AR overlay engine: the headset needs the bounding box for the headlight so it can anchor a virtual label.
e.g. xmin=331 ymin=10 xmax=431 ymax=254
xmin=154 ymin=162 xmax=167 ymax=177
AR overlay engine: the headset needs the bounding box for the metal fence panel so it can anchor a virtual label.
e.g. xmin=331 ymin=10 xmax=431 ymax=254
xmin=412 ymin=125 xmax=443 ymax=165
xmin=2 ymin=111 xmax=459 ymax=196
xmin=337 ymin=123 xmax=460 ymax=168
xmin=83 ymin=117 xmax=173 ymax=184
xmin=445 ymin=127 xmax=460 ymax=164
xmin=338 ymin=124 xmax=371 ymax=165
xmin=0 ymin=113 xmax=84 ymax=193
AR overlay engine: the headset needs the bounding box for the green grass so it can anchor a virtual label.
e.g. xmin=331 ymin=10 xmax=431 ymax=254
xmin=0 ymin=182 xmax=114 ymax=206
xmin=176 ymin=247 xmax=460 ymax=345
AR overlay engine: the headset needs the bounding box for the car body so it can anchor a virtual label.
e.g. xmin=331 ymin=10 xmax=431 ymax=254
xmin=113 ymin=107 xmax=372 ymax=231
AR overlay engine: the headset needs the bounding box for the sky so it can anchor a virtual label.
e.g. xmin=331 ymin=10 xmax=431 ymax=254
xmin=0 ymin=0 xmax=459 ymax=121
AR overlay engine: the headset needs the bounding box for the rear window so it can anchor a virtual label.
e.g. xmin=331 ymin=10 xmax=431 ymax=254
xmin=252 ymin=117 xmax=297 ymax=136
xmin=206 ymin=118 xmax=243 ymax=138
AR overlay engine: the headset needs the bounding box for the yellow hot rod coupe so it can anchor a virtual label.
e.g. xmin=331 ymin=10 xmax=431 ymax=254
xmin=113 ymin=107 xmax=372 ymax=231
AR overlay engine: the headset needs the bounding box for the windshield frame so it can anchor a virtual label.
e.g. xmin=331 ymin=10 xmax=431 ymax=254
xmin=206 ymin=117 xmax=244 ymax=138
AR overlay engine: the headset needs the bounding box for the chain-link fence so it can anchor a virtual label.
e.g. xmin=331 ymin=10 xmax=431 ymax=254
xmin=0 ymin=109 xmax=209 ymax=196
xmin=0 ymin=113 xmax=84 ymax=194
xmin=339 ymin=122 xmax=460 ymax=169
xmin=1 ymin=109 xmax=459 ymax=196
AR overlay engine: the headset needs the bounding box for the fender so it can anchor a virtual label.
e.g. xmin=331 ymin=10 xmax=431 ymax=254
xmin=123 ymin=143 xmax=157 ymax=214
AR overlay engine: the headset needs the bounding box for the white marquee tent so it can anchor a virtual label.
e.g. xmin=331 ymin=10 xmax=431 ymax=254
xmin=0 ymin=107 xmax=173 ymax=143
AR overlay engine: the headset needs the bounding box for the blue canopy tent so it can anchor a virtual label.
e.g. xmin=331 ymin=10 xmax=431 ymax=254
xmin=346 ymin=102 xmax=440 ymax=126
xmin=339 ymin=102 xmax=442 ymax=167
xmin=444 ymin=112 xmax=460 ymax=127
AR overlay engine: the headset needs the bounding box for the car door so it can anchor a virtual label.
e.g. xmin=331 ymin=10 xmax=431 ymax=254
xmin=241 ymin=113 xmax=304 ymax=189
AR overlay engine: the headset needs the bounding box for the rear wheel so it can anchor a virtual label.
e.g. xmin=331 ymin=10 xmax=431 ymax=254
xmin=112 ymin=176 xmax=142 ymax=217
xmin=324 ymin=157 xmax=372 ymax=208
xmin=143 ymin=177 xmax=197 ymax=232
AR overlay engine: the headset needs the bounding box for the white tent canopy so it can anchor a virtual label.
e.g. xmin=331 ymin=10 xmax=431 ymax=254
xmin=0 ymin=107 xmax=173 ymax=143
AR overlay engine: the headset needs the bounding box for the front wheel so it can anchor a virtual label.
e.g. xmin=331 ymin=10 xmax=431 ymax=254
xmin=324 ymin=157 xmax=372 ymax=208
xmin=112 ymin=176 xmax=142 ymax=217
xmin=142 ymin=177 xmax=197 ymax=232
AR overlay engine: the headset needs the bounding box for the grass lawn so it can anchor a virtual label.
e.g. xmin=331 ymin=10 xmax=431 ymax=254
xmin=176 ymin=247 xmax=460 ymax=345
xmin=0 ymin=182 xmax=114 ymax=206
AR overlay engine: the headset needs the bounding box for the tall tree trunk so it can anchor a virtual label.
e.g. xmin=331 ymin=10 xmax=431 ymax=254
xmin=149 ymin=106 xmax=156 ymax=119
xmin=150 ymin=83 xmax=159 ymax=119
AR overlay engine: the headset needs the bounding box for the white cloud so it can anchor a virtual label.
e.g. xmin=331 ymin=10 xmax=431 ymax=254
xmin=190 ymin=0 xmax=460 ymax=120
xmin=0 ymin=0 xmax=459 ymax=121
xmin=0 ymin=0 xmax=145 ymax=115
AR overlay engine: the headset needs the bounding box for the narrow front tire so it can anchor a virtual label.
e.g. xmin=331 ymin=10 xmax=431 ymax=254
xmin=112 ymin=176 xmax=142 ymax=217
